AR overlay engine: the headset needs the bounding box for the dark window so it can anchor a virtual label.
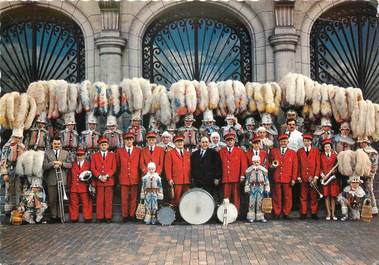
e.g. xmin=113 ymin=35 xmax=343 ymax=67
xmin=310 ymin=2 xmax=379 ymax=102
xmin=0 ymin=5 xmax=85 ymax=94
xmin=142 ymin=3 xmax=252 ymax=87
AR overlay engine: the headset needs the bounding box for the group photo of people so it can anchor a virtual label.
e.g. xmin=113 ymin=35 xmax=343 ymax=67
xmin=1 ymin=105 xmax=377 ymax=225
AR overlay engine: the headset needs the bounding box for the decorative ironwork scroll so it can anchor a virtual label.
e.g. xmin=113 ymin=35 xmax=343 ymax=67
xmin=310 ymin=2 xmax=379 ymax=102
xmin=142 ymin=3 xmax=252 ymax=87
xmin=0 ymin=5 xmax=85 ymax=94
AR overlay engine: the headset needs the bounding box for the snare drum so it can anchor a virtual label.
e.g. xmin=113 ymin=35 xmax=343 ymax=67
xmin=157 ymin=205 xmax=176 ymax=226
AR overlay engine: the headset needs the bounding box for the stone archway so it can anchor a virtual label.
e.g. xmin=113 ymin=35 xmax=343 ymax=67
xmin=127 ymin=1 xmax=267 ymax=82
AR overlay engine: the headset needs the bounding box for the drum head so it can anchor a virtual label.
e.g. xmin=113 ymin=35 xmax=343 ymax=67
xmin=157 ymin=206 xmax=175 ymax=226
xmin=217 ymin=203 xmax=238 ymax=224
xmin=179 ymin=188 xmax=215 ymax=225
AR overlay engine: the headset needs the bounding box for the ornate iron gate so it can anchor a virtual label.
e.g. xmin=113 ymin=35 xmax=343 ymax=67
xmin=310 ymin=2 xmax=379 ymax=102
xmin=0 ymin=5 xmax=85 ymax=94
xmin=142 ymin=3 xmax=252 ymax=86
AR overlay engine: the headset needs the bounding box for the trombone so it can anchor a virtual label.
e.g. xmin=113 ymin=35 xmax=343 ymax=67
xmin=55 ymin=166 xmax=68 ymax=223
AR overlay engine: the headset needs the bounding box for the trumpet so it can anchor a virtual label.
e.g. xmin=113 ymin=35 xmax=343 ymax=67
xmin=308 ymin=177 xmax=323 ymax=199
xmin=55 ymin=166 xmax=68 ymax=223
xmin=271 ymin=160 xmax=279 ymax=168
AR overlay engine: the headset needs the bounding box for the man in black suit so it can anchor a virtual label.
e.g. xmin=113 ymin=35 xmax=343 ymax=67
xmin=190 ymin=136 xmax=222 ymax=203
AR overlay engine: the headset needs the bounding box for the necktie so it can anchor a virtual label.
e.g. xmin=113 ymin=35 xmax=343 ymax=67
xmin=255 ymin=151 xmax=258 ymax=156
xmin=327 ymin=153 xmax=330 ymax=158
xmin=78 ymin=161 xmax=81 ymax=169
xmin=102 ymin=152 xmax=105 ymax=159
xmin=228 ymin=148 xmax=231 ymax=154
xmin=306 ymin=148 xmax=309 ymax=156
xmin=180 ymin=150 xmax=183 ymax=157
xmin=128 ymin=149 xmax=131 ymax=156
xmin=150 ymin=147 xmax=153 ymax=153
xmin=201 ymin=150 xmax=204 ymax=157
xmin=281 ymin=148 xmax=285 ymax=155
xmin=55 ymin=150 xmax=58 ymax=159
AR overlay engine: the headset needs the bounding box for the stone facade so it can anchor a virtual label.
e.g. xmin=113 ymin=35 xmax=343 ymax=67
xmin=3 ymin=0 xmax=377 ymax=84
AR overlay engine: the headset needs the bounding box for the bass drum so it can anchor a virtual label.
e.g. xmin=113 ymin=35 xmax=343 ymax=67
xmin=217 ymin=201 xmax=238 ymax=225
xmin=157 ymin=205 xmax=176 ymax=226
xmin=179 ymin=188 xmax=215 ymax=225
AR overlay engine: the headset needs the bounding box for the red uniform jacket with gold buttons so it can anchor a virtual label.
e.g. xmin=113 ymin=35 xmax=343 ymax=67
xmin=90 ymin=151 xmax=117 ymax=187
xmin=245 ymin=148 xmax=268 ymax=168
xmin=219 ymin=147 xmax=248 ymax=183
xmin=116 ymin=147 xmax=141 ymax=185
xmin=164 ymin=149 xmax=191 ymax=185
xmin=297 ymin=147 xmax=320 ymax=182
xmin=140 ymin=146 xmax=165 ymax=175
xmin=70 ymin=159 xmax=91 ymax=193
xmin=270 ymin=148 xmax=298 ymax=183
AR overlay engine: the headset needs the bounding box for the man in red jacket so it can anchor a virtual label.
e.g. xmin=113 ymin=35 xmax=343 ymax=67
xmin=91 ymin=137 xmax=116 ymax=223
xmin=245 ymin=134 xmax=268 ymax=168
xmin=69 ymin=148 xmax=92 ymax=222
xmin=219 ymin=131 xmax=247 ymax=213
xmin=140 ymin=131 xmax=165 ymax=175
xmin=116 ymin=132 xmax=141 ymax=222
xmin=270 ymin=134 xmax=298 ymax=219
xmin=164 ymin=134 xmax=191 ymax=206
xmin=297 ymin=134 xmax=321 ymax=219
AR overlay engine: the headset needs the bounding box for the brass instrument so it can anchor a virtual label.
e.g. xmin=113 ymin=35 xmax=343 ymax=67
xmin=272 ymin=160 xmax=279 ymax=168
xmin=321 ymin=164 xmax=339 ymax=186
xmin=55 ymin=166 xmax=68 ymax=223
xmin=308 ymin=177 xmax=323 ymax=199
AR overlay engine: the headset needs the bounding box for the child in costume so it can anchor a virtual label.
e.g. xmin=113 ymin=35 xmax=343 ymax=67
xmin=140 ymin=162 xmax=163 ymax=224
xmin=337 ymin=175 xmax=367 ymax=221
xmin=244 ymin=155 xmax=270 ymax=223
xmin=19 ymin=178 xmax=47 ymax=224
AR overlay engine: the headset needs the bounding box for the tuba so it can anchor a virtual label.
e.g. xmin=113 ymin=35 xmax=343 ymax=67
xmin=55 ymin=166 xmax=68 ymax=223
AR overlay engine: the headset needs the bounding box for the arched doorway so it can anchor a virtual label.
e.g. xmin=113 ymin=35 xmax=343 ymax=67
xmin=0 ymin=5 xmax=85 ymax=94
xmin=142 ymin=3 xmax=253 ymax=87
xmin=310 ymin=2 xmax=379 ymax=102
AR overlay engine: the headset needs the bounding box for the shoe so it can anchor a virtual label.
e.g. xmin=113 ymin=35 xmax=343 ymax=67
xmin=332 ymin=216 xmax=338 ymax=221
xmin=71 ymin=220 xmax=78 ymax=223
xmin=300 ymin=214 xmax=307 ymax=220
xmin=326 ymin=216 xmax=331 ymax=221
xmin=283 ymin=215 xmax=291 ymax=220
xmin=106 ymin=219 xmax=112 ymax=223
xmin=84 ymin=219 xmax=92 ymax=223
xmin=96 ymin=219 xmax=102 ymax=223
xmin=311 ymin=214 xmax=318 ymax=220
xmin=261 ymin=219 xmax=267 ymax=223
xmin=48 ymin=219 xmax=57 ymax=224
xmin=273 ymin=215 xmax=281 ymax=220
xmin=341 ymin=216 xmax=348 ymax=221
xmin=248 ymin=219 xmax=254 ymax=223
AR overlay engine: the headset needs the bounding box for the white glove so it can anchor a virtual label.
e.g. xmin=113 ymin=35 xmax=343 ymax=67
xmin=214 ymin=179 xmax=220 ymax=186
xmin=240 ymin=176 xmax=245 ymax=182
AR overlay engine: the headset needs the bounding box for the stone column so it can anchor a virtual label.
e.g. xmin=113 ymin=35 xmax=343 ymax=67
xmin=269 ymin=0 xmax=299 ymax=81
xmin=95 ymin=1 xmax=126 ymax=84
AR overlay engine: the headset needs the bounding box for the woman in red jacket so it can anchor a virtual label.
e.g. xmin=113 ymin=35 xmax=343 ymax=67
xmin=320 ymin=139 xmax=339 ymax=221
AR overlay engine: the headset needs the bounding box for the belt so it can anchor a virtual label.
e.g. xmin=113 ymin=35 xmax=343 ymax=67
xmin=145 ymin=188 xmax=159 ymax=192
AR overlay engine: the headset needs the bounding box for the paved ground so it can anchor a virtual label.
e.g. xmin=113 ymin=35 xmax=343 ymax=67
xmin=1 ymin=217 xmax=378 ymax=265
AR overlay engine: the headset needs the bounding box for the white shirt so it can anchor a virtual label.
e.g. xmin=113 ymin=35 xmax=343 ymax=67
xmin=287 ymin=129 xmax=304 ymax=152
xmin=149 ymin=145 xmax=155 ymax=152
xmin=125 ymin=146 xmax=133 ymax=154
xmin=227 ymin=147 xmax=234 ymax=153
xmin=101 ymin=151 xmax=108 ymax=158
xmin=54 ymin=149 xmax=60 ymax=159
xmin=78 ymin=160 xmax=84 ymax=168
xmin=176 ymin=148 xmax=184 ymax=156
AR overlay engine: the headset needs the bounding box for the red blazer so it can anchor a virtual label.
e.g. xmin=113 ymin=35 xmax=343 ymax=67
xmin=164 ymin=149 xmax=191 ymax=185
xmin=90 ymin=151 xmax=117 ymax=187
xmin=140 ymin=146 xmax=165 ymax=175
xmin=297 ymin=147 xmax=320 ymax=182
xmin=320 ymin=151 xmax=337 ymax=176
xmin=116 ymin=147 xmax=141 ymax=185
xmin=219 ymin=147 xmax=247 ymax=183
xmin=245 ymin=148 xmax=268 ymax=168
xmin=70 ymin=160 xmax=91 ymax=193
xmin=270 ymin=148 xmax=298 ymax=183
